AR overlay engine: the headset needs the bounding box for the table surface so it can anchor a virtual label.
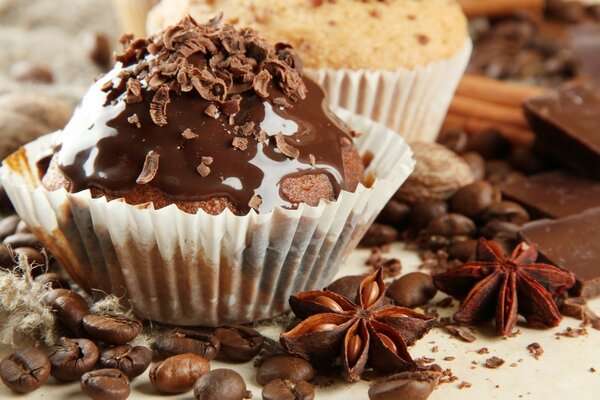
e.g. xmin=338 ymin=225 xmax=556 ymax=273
xmin=1 ymin=243 xmax=599 ymax=400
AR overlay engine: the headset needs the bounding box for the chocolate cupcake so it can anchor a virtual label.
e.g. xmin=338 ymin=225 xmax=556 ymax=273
xmin=42 ymin=16 xmax=363 ymax=215
xmin=1 ymin=17 xmax=414 ymax=326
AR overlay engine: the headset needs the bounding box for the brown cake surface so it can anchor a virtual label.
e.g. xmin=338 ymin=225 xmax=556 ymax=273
xmin=42 ymin=16 xmax=363 ymax=215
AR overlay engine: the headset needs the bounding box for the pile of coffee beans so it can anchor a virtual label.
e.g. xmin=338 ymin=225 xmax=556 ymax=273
xmin=362 ymin=128 xmax=553 ymax=272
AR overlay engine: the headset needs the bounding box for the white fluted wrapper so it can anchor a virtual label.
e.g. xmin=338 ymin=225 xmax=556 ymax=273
xmin=0 ymin=109 xmax=414 ymax=326
xmin=306 ymin=40 xmax=472 ymax=143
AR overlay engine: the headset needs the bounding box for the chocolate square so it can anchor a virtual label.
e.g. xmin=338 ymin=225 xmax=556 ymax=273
xmin=524 ymin=84 xmax=600 ymax=178
xmin=520 ymin=208 xmax=600 ymax=298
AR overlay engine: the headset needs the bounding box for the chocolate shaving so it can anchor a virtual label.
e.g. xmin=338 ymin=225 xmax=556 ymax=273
xmin=309 ymin=154 xmax=316 ymax=166
xmin=255 ymin=130 xmax=268 ymax=144
xmin=127 ymin=114 xmax=141 ymax=128
xmin=196 ymin=162 xmax=211 ymax=177
xmin=150 ymin=85 xmax=170 ymax=126
xmin=201 ymin=156 xmax=213 ymax=165
xmin=273 ymin=97 xmax=292 ymax=109
xmin=220 ymin=94 xmax=241 ymax=115
xmin=101 ymin=80 xmax=114 ymax=92
xmin=124 ymin=78 xmax=142 ymax=104
xmin=275 ymin=133 xmax=300 ymax=159
xmin=340 ymin=137 xmax=352 ymax=147
xmin=204 ymin=104 xmax=219 ymax=119
xmin=136 ymin=150 xmax=160 ymax=184
xmin=181 ymin=128 xmax=198 ymax=139
xmin=233 ymin=121 xmax=255 ymax=137
xmin=232 ymin=137 xmax=248 ymax=151
xmin=248 ymin=194 xmax=262 ymax=211
xmin=253 ymin=70 xmax=271 ymax=98
xmin=444 ymin=325 xmax=476 ymax=343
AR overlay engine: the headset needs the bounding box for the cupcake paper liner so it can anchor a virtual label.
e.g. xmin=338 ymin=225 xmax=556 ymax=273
xmin=0 ymin=108 xmax=414 ymax=326
xmin=306 ymin=39 xmax=473 ymax=143
xmin=111 ymin=0 xmax=159 ymax=37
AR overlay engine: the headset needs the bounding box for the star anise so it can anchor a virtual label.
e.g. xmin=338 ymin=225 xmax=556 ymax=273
xmin=280 ymin=268 xmax=435 ymax=381
xmin=433 ymin=239 xmax=576 ymax=337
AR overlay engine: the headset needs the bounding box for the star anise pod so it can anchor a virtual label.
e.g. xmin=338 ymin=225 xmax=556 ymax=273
xmin=434 ymin=238 xmax=576 ymax=337
xmin=280 ymin=268 xmax=435 ymax=381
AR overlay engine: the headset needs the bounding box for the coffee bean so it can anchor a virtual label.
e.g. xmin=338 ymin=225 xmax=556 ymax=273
xmin=376 ymin=200 xmax=411 ymax=229
xmin=325 ymin=275 xmax=365 ymax=302
xmin=10 ymin=61 xmax=53 ymax=84
xmin=386 ymin=273 xmax=437 ymax=308
xmin=154 ymin=329 xmax=220 ymax=360
xmin=448 ymin=239 xmax=477 ymax=262
xmin=194 ymin=369 xmax=251 ymax=400
xmin=13 ymin=247 xmax=46 ymax=275
xmin=83 ymin=314 xmax=142 ymax=345
xmin=3 ymin=232 xmax=40 ymax=249
xmin=82 ymin=32 xmax=112 ymax=68
xmin=409 ymin=201 xmax=448 ymax=236
xmin=450 ymin=181 xmax=500 ymax=218
xmin=368 ymin=374 xmax=436 ymax=400
xmin=480 ymin=220 xmax=520 ymax=242
xmin=0 ymin=347 xmax=50 ymax=393
xmin=359 ymin=223 xmax=399 ymax=247
xmin=48 ymin=337 xmax=99 ymax=381
xmin=437 ymin=129 xmax=469 ymax=154
xmin=509 ymin=147 xmax=547 ymax=174
xmin=461 ymin=152 xmax=486 ymax=181
xmin=0 ymin=215 xmax=19 ymax=240
xmin=262 ymin=379 xmax=315 ymax=400
xmin=466 ymin=129 xmax=510 ymax=159
xmin=34 ymin=272 xmax=71 ymax=289
xmin=80 ymin=368 xmax=130 ymax=400
xmin=99 ymin=345 xmax=152 ymax=379
xmin=256 ymin=355 xmax=315 ymax=386
xmin=45 ymin=289 xmax=90 ymax=337
xmin=214 ymin=325 xmax=263 ymax=362
xmin=0 ymin=244 xmax=12 ymax=267
xmin=15 ymin=220 xmax=31 ymax=234
xmin=590 ymin=5 xmax=600 ymax=21
xmin=485 ymin=160 xmax=513 ymax=184
xmin=424 ymin=214 xmax=476 ymax=249
xmin=479 ymin=201 xmax=530 ymax=225
xmin=149 ymin=353 xmax=210 ymax=393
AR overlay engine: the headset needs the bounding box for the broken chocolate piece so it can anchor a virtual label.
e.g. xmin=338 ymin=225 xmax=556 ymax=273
xmin=501 ymin=170 xmax=600 ymax=219
xmin=520 ymin=208 xmax=600 ymax=298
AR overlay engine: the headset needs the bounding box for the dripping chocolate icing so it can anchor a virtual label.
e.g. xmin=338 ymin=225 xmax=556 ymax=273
xmin=46 ymin=17 xmax=361 ymax=214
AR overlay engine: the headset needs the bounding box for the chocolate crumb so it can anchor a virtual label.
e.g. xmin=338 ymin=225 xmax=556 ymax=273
xmin=445 ymin=326 xmax=476 ymax=343
xmin=476 ymin=347 xmax=489 ymax=355
xmin=340 ymin=137 xmax=352 ymax=147
xmin=485 ymin=356 xmax=505 ymax=369
xmin=431 ymin=346 xmax=439 ymax=353
xmin=416 ymin=34 xmax=430 ymax=45
xmin=458 ymin=381 xmax=472 ymax=389
xmin=232 ymin=137 xmax=248 ymax=151
xmin=101 ymin=80 xmax=114 ymax=92
xmin=253 ymin=70 xmax=271 ymax=98
xmin=220 ymin=95 xmax=242 ymax=115
xmin=249 ymin=194 xmax=262 ymax=211
xmin=527 ymin=342 xmax=543 ymax=360
xmin=379 ymin=258 xmax=402 ymax=278
xmin=127 ymin=114 xmax=141 ymax=128
xmin=181 ymin=128 xmax=198 ymax=139
xmin=233 ymin=121 xmax=256 ymax=137
xmin=201 ymin=156 xmax=213 ymax=165
xmin=136 ymin=150 xmax=160 ymax=184
xmin=555 ymin=326 xmax=588 ymax=338
xmin=256 ymin=130 xmax=268 ymax=144
xmin=150 ymin=85 xmax=170 ymax=126
xmin=510 ymin=363 xmax=518 ymax=367
xmin=125 ymin=78 xmax=142 ymax=104
xmin=204 ymin=104 xmax=219 ymax=119
xmin=443 ymin=356 xmax=455 ymax=361
xmin=275 ymin=133 xmax=300 ymax=159
xmin=591 ymin=367 xmax=596 ymax=373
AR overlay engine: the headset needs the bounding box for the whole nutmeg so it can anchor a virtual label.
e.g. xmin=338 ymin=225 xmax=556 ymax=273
xmin=395 ymin=142 xmax=474 ymax=204
xmin=386 ymin=272 xmax=437 ymax=308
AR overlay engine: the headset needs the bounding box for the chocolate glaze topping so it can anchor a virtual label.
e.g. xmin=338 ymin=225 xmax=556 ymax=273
xmin=52 ymin=16 xmax=357 ymax=214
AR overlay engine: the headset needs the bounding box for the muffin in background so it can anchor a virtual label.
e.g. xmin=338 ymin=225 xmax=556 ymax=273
xmin=147 ymin=0 xmax=472 ymax=142
xmin=111 ymin=0 xmax=159 ymax=37
xmin=1 ymin=17 xmax=414 ymax=326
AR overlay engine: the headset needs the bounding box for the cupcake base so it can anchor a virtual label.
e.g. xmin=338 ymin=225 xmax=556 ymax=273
xmin=1 ymin=109 xmax=414 ymax=326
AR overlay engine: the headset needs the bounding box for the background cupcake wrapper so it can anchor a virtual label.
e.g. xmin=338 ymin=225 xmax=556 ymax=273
xmin=111 ymin=0 xmax=159 ymax=37
xmin=0 ymin=108 xmax=414 ymax=326
xmin=306 ymin=40 xmax=473 ymax=143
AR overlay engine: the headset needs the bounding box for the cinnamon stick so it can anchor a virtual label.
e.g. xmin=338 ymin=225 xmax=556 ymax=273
xmin=449 ymin=95 xmax=528 ymax=128
xmin=443 ymin=113 xmax=534 ymax=147
xmin=458 ymin=0 xmax=545 ymax=18
xmin=456 ymin=75 xmax=547 ymax=108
